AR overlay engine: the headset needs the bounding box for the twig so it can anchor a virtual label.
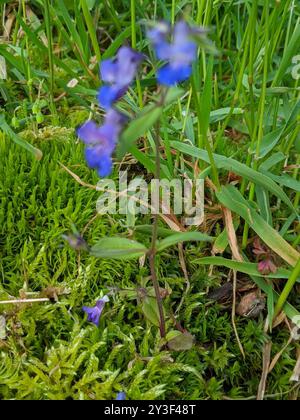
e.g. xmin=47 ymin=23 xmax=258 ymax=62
xmin=0 ymin=298 xmax=50 ymax=305
xmin=223 ymin=207 xmax=245 ymax=359
xmin=232 ymin=270 xmax=245 ymax=359
xmin=257 ymin=341 xmax=272 ymax=400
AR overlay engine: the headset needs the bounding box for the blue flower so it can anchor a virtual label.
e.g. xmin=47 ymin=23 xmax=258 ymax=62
xmin=147 ymin=21 xmax=170 ymax=45
xmin=116 ymin=392 xmax=126 ymax=400
xmin=98 ymin=46 xmax=144 ymax=109
xmin=148 ymin=21 xmax=203 ymax=86
xmin=97 ymin=85 xmax=127 ymax=110
xmin=77 ymin=109 xmax=126 ymax=177
xmin=82 ymin=295 xmax=109 ymax=326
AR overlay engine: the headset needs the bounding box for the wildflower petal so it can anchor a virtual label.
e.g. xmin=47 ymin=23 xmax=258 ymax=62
xmin=100 ymin=59 xmax=117 ymax=83
xmin=115 ymin=46 xmax=144 ymax=86
xmin=82 ymin=297 xmax=108 ymax=326
xmin=155 ymin=42 xmax=172 ymax=61
xmin=157 ymin=63 xmax=192 ymax=86
xmin=85 ymin=147 xmax=101 ymax=169
xmin=97 ymin=154 xmax=113 ymax=177
xmin=147 ymin=21 xmax=170 ymax=44
xmin=77 ymin=121 xmax=103 ymax=145
xmin=97 ymin=85 xmax=126 ymax=109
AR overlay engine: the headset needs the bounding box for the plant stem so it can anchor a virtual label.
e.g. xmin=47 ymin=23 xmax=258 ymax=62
xmin=148 ymin=117 xmax=166 ymax=338
xmin=44 ymin=0 xmax=57 ymax=124
xmin=131 ymin=0 xmax=143 ymax=108
xmin=273 ymin=258 xmax=300 ymax=320
xmin=0 ymin=298 xmax=50 ymax=305
xmin=171 ymin=0 xmax=176 ymax=24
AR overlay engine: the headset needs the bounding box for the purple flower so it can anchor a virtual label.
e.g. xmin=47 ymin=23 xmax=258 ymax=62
xmin=98 ymin=46 xmax=144 ymax=109
xmin=148 ymin=21 xmax=204 ymax=86
xmin=116 ymin=392 xmax=126 ymax=400
xmin=77 ymin=109 xmax=126 ymax=177
xmin=82 ymin=295 xmax=109 ymax=326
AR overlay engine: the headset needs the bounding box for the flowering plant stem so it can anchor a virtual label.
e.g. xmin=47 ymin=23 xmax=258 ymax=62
xmin=148 ymin=118 xmax=166 ymax=338
xmin=147 ymin=89 xmax=169 ymax=338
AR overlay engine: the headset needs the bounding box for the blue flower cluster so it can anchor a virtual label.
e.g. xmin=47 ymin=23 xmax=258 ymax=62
xmin=77 ymin=46 xmax=143 ymax=177
xmin=148 ymin=21 xmax=205 ymax=86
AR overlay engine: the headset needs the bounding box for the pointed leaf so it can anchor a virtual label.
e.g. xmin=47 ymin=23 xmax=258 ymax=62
xmin=157 ymin=231 xmax=213 ymax=252
xmin=90 ymin=237 xmax=147 ymax=260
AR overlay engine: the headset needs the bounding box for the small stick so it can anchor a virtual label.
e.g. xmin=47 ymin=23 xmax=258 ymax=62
xmin=0 ymin=298 xmax=50 ymax=305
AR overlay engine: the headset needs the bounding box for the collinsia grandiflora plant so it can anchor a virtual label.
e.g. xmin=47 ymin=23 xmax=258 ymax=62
xmin=75 ymin=20 xmax=211 ymax=335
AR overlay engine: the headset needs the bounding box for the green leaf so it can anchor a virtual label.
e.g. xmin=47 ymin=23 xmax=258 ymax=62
xmin=117 ymin=87 xmax=184 ymax=158
xmin=272 ymin=24 xmax=300 ymax=86
xmin=171 ymin=141 xmax=295 ymax=213
xmin=0 ymin=115 xmax=42 ymax=160
xmin=157 ymin=231 xmax=213 ymax=252
xmin=135 ymin=225 xmax=178 ymax=237
xmin=102 ymin=27 xmax=131 ymax=59
xmin=167 ymin=331 xmax=194 ymax=351
xmin=266 ymin=282 xmax=274 ymax=329
xmin=90 ymin=237 xmax=147 ymax=260
xmin=117 ymin=106 xmax=162 ymax=158
xmin=141 ymin=296 xmax=161 ymax=327
xmin=256 ymin=127 xmax=283 ymax=159
xmin=213 ymin=218 xmax=240 ymax=254
xmin=164 ymin=87 xmax=185 ymax=105
xmin=195 ymin=256 xmax=293 ymax=279
xmin=209 ymin=107 xmax=244 ymax=123
xmin=259 ymin=152 xmax=286 ymax=171
xmin=256 ymin=186 xmax=272 ymax=226
xmin=257 ymin=100 xmax=300 ymax=158
xmin=261 ymin=171 xmax=300 ymax=193
xmin=216 ymin=185 xmax=300 ymax=267
xmin=56 ymin=0 xmax=84 ymax=54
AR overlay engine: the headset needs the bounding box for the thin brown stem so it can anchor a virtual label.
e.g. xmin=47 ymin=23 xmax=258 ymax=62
xmin=148 ymin=119 xmax=166 ymax=338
